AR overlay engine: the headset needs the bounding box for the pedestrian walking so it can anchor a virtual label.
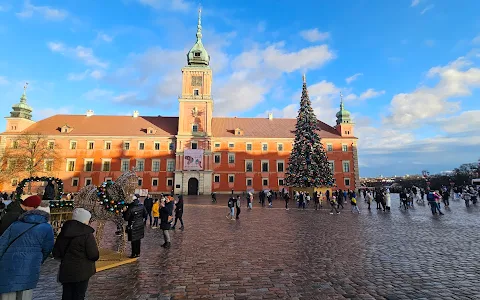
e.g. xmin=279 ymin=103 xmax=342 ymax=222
xmin=226 ymin=196 xmax=235 ymax=220
xmin=235 ymin=195 xmax=241 ymax=219
xmin=151 ymin=199 xmax=160 ymax=228
xmin=0 ymin=207 xmax=54 ymax=300
xmin=53 ymin=208 xmax=99 ymax=300
xmin=172 ymin=195 xmax=184 ymax=230
xmin=123 ymin=196 xmax=147 ymax=258
xmin=351 ymin=197 xmax=360 ymax=214
xmin=284 ymin=192 xmax=290 ymax=210
xmin=143 ymin=196 xmax=154 ymax=226
xmin=160 ymin=197 xmax=174 ymax=248
xmin=330 ymin=196 xmax=340 ymax=214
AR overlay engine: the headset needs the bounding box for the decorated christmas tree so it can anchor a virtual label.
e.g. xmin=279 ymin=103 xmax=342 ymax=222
xmin=285 ymin=75 xmax=333 ymax=188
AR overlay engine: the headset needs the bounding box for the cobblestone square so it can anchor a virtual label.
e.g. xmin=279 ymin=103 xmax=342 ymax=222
xmin=33 ymin=195 xmax=480 ymax=299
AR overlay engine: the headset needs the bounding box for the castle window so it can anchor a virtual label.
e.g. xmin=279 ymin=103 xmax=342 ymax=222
xmin=87 ymin=141 xmax=94 ymax=150
xmin=193 ymin=89 xmax=199 ymax=96
xmin=342 ymin=144 xmax=348 ymax=152
xmin=327 ymin=144 xmax=333 ymax=152
xmin=344 ymin=178 xmax=351 ymax=186
xmin=192 ymin=124 xmax=198 ymax=132
xmin=191 ymin=141 xmax=198 ymax=149
xmin=194 ymin=52 xmax=201 ymax=57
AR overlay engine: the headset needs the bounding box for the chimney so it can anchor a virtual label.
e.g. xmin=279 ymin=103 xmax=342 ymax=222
xmin=268 ymin=112 xmax=273 ymax=120
xmin=133 ymin=110 xmax=139 ymax=118
xmin=86 ymin=110 xmax=94 ymax=117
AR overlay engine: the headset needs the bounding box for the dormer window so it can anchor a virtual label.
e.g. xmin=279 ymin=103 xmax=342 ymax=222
xmin=146 ymin=127 xmax=157 ymax=135
xmin=234 ymin=128 xmax=244 ymax=136
xmin=192 ymin=124 xmax=198 ymax=132
xmin=194 ymin=52 xmax=201 ymax=57
xmin=60 ymin=125 xmax=73 ymax=134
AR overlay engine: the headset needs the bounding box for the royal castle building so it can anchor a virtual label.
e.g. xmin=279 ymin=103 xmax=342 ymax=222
xmin=0 ymin=13 xmax=359 ymax=195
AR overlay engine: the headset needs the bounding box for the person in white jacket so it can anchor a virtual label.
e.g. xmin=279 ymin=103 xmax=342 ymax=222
xmin=385 ymin=188 xmax=391 ymax=211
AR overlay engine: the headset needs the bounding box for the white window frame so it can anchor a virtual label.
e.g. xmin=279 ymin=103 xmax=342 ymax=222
xmin=104 ymin=141 xmax=112 ymax=150
xmin=245 ymin=160 xmax=253 ymax=172
xmin=344 ymin=178 xmax=351 ymax=186
xmin=44 ymin=159 xmax=54 ymax=172
xmin=71 ymin=177 xmax=79 ymax=187
xmin=278 ymin=178 xmax=285 ymax=186
xmin=261 ymin=160 xmax=269 ymax=172
xmin=151 ymin=178 xmax=159 ymax=187
xmin=246 ymin=178 xmax=253 ymax=186
xmin=192 ymin=124 xmax=199 ymax=132
xmin=66 ymin=159 xmax=76 ymax=172
xmin=138 ymin=141 xmax=145 ymax=151
xmin=84 ymin=178 xmax=92 ymax=186
xmin=47 ymin=140 xmax=55 ymax=150
xmin=191 ymin=141 xmax=198 ymax=149
xmin=152 ymin=159 xmax=161 ymax=172
xmin=228 ymin=142 xmax=235 ymax=148
xmin=136 ymin=159 xmax=145 ymax=172
xmin=101 ymin=158 xmax=112 ymax=172
xmin=328 ymin=160 xmax=335 ymax=173
xmin=214 ymin=174 xmax=220 ymax=183
xmin=154 ymin=142 xmax=160 ymax=151
xmin=138 ymin=178 xmax=143 ymax=187
xmin=228 ymin=174 xmax=235 ymax=183
xmin=214 ymin=142 xmax=221 ymax=148
xmin=276 ymin=160 xmax=285 ymax=172
xmin=166 ymin=177 xmax=174 ymax=186
xmin=166 ymin=159 xmax=175 ymax=172
xmin=123 ymin=141 xmax=130 ymax=150
xmin=327 ymin=143 xmax=333 ymax=152
xmin=342 ymin=160 xmax=350 ymax=173
xmin=262 ymin=178 xmax=269 ymax=186
xmin=214 ymin=153 xmax=221 ymax=164
xmin=121 ymin=159 xmax=130 ymax=172
xmin=87 ymin=141 xmax=94 ymax=150
xmin=69 ymin=141 xmax=77 ymax=150
xmin=228 ymin=153 xmax=235 ymax=164
xmin=342 ymin=144 xmax=348 ymax=152
xmin=277 ymin=143 xmax=284 ymax=151
xmin=84 ymin=159 xmax=94 ymax=172
xmin=246 ymin=142 xmax=252 ymax=151
xmin=262 ymin=143 xmax=268 ymax=151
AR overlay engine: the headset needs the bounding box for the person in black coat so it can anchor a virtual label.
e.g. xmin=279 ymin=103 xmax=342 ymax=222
xmin=160 ymin=196 xmax=174 ymax=248
xmin=143 ymin=196 xmax=154 ymax=226
xmin=42 ymin=180 xmax=56 ymax=200
xmin=123 ymin=197 xmax=147 ymax=258
xmin=53 ymin=208 xmax=99 ymax=300
xmin=171 ymin=195 xmax=184 ymax=230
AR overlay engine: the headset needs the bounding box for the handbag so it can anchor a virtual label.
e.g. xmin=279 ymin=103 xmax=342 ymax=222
xmin=0 ymin=223 xmax=40 ymax=258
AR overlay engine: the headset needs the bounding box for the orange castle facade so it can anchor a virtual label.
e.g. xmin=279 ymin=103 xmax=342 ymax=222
xmin=0 ymin=14 xmax=359 ymax=195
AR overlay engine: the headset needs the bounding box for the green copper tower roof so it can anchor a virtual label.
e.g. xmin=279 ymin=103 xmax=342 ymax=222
xmin=336 ymin=92 xmax=352 ymax=125
xmin=10 ymin=83 xmax=33 ymax=120
xmin=187 ymin=8 xmax=210 ymax=66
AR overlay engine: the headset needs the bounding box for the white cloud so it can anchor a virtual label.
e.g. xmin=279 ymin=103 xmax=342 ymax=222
xmin=424 ymin=39 xmax=435 ymax=47
xmin=411 ymin=0 xmax=421 ymax=7
xmin=82 ymin=88 xmax=114 ymax=100
xmin=437 ymin=111 xmax=480 ymax=133
xmin=96 ymin=32 xmax=113 ymax=43
xmin=48 ymin=42 xmax=108 ymax=68
xmin=345 ymin=73 xmax=363 ymax=84
xmin=345 ymin=88 xmax=385 ymax=101
xmin=385 ymin=56 xmax=480 ymax=128
xmin=300 ymin=28 xmax=330 ymax=43
xmin=67 ymin=70 xmax=105 ymax=81
xmin=421 ymin=4 xmax=434 ymax=14
xmin=136 ymin=0 xmax=189 ymax=11
xmin=17 ymin=0 xmax=68 ymax=21
xmin=35 ymin=107 xmax=71 ymax=119
xmin=113 ymin=92 xmax=138 ymax=103
xmin=0 ymin=76 xmax=9 ymax=85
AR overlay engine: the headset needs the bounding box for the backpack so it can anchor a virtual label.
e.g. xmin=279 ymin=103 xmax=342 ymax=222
xmin=227 ymin=199 xmax=233 ymax=208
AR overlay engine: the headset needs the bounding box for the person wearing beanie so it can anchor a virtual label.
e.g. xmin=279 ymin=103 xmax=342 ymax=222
xmin=53 ymin=208 xmax=99 ymax=300
xmin=0 ymin=195 xmax=41 ymax=236
xmin=0 ymin=208 xmax=54 ymax=300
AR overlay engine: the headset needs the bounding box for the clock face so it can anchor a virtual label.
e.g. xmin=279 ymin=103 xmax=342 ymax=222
xmin=191 ymin=76 xmax=203 ymax=87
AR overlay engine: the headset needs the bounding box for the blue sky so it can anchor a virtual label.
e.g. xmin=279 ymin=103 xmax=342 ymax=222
xmin=0 ymin=0 xmax=479 ymax=177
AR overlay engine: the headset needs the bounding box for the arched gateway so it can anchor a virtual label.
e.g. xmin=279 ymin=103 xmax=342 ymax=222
xmin=188 ymin=178 xmax=199 ymax=195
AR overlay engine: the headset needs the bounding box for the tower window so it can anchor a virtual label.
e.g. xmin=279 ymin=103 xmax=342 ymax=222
xmin=194 ymin=52 xmax=201 ymax=57
xmin=192 ymin=124 xmax=198 ymax=132
xmin=193 ymin=89 xmax=199 ymax=96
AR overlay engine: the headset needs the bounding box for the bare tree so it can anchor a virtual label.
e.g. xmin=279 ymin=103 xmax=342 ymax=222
xmin=0 ymin=133 xmax=61 ymax=193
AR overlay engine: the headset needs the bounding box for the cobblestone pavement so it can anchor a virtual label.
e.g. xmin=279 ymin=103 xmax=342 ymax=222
xmin=33 ymin=195 xmax=480 ymax=300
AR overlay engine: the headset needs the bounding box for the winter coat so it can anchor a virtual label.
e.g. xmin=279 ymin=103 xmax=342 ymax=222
xmin=42 ymin=183 xmax=55 ymax=200
xmin=152 ymin=202 xmax=160 ymax=218
xmin=0 ymin=210 xmax=54 ymax=293
xmin=0 ymin=200 xmax=26 ymax=236
xmin=160 ymin=201 xmax=174 ymax=230
xmin=175 ymin=201 xmax=184 ymax=217
xmin=144 ymin=197 xmax=153 ymax=212
xmin=53 ymin=220 xmax=99 ymax=283
xmin=124 ymin=200 xmax=147 ymax=242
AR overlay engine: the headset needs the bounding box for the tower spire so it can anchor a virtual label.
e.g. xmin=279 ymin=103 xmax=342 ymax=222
xmin=21 ymin=82 xmax=29 ymax=103
xmin=196 ymin=7 xmax=202 ymax=42
xmin=302 ymin=73 xmax=306 ymax=84
xmin=339 ymin=91 xmax=344 ymax=110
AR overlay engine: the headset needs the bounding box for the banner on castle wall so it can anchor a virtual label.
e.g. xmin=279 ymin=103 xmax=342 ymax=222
xmin=184 ymin=149 xmax=204 ymax=170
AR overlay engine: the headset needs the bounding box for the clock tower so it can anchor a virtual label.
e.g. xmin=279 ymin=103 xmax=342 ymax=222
xmin=175 ymin=9 xmax=214 ymax=195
